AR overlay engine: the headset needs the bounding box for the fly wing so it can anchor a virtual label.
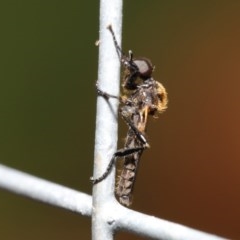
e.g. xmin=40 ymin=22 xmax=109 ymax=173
xmin=116 ymin=104 xmax=149 ymax=207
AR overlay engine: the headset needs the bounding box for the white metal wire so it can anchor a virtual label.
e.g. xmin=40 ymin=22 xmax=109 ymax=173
xmin=0 ymin=164 xmax=91 ymax=216
xmin=0 ymin=164 xmax=227 ymax=239
xmin=91 ymin=0 xmax=123 ymax=239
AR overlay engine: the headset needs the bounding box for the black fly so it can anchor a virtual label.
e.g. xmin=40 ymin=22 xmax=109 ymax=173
xmin=91 ymin=25 xmax=168 ymax=207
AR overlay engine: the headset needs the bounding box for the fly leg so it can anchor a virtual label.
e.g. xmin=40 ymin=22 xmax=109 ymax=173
xmin=90 ymin=104 xmax=149 ymax=184
xmin=96 ymin=81 xmax=119 ymax=100
xmin=96 ymin=81 xmax=148 ymax=147
xmin=90 ymin=146 xmax=144 ymax=184
xmin=121 ymin=113 xmax=150 ymax=148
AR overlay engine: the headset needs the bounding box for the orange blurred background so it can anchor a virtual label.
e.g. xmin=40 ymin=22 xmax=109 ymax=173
xmin=1 ymin=1 xmax=240 ymax=239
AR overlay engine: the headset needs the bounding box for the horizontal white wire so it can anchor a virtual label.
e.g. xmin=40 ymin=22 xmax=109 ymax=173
xmin=0 ymin=164 xmax=227 ymax=239
xmin=0 ymin=164 xmax=92 ymax=216
xmin=116 ymin=204 xmax=228 ymax=240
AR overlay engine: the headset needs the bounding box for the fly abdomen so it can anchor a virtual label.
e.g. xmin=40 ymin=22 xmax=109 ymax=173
xmin=116 ymin=151 xmax=142 ymax=207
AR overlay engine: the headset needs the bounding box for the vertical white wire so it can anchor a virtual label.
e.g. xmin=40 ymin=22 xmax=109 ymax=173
xmin=92 ymin=0 xmax=123 ymax=239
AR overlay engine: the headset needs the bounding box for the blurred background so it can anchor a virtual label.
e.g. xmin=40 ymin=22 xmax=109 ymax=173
xmin=0 ymin=1 xmax=240 ymax=239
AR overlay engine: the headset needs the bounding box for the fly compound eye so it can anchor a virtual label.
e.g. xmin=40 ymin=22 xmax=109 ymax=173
xmin=133 ymin=59 xmax=153 ymax=79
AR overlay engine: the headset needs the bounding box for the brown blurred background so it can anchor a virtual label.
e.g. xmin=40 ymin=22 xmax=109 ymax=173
xmin=0 ymin=1 xmax=240 ymax=239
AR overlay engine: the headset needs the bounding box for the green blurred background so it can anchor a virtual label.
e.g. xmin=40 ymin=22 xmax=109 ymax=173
xmin=1 ymin=1 xmax=240 ymax=239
